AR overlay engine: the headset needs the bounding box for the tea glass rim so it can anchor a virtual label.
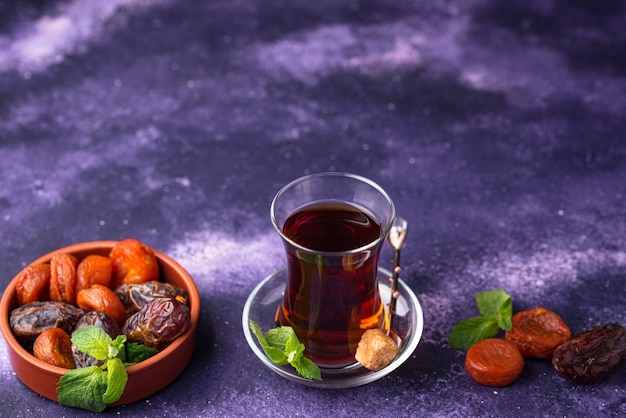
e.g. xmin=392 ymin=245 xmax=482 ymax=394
xmin=270 ymin=172 xmax=396 ymax=256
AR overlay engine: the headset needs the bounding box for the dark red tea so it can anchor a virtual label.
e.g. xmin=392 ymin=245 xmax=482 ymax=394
xmin=275 ymin=201 xmax=385 ymax=367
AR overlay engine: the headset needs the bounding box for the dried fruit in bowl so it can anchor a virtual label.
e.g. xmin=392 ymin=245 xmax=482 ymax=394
xmin=33 ymin=327 xmax=76 ymax=369
xmin=10 ymin=301 xmax=85 ymax=341
xmin=76 ymin=255 xmax=112 ymax=292
xmin=122 ymin=298 xmax=191 ymax=349
xmin=50 ymin=253 xmax=79 ymax=305
xmin=72 ymin=311 xmax=122 ymax=368
xmin=16 ymin=264 xmax=51 ymax=306
xmin=109 ymin=239 xmax=160 ymax=289
xmin=76 ymin=285 xmax=127 ymax=327
xmin=115 ymin=281 xmax=188 ymax=315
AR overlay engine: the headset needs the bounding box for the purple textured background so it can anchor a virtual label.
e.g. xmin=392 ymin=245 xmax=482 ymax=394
xmin=1 ymin=0 xmax=625 ymax=417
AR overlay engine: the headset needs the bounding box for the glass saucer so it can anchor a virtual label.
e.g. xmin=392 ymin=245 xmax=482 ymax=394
xmin=242 ymin=267 xmax=424 ymax=389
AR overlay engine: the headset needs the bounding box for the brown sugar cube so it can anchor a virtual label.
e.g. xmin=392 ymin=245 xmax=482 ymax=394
xmin=355 ymin=328 xmax=399 ymax=371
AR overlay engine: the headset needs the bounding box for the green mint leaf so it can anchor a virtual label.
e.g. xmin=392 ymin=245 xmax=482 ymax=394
xmin=448 ymin=316 xmax=500 ymax=349
xmin=265 ymin=326 xmax=296 ymax=350
xmin=249 ymin=320 xmax=268 ymax=345
xmin=248 ymin=320 xmax=321 ymax=380
xmin=126 ymin=342 xmax=159 ymax=364
xmin=291 ymin=355 xmax=322 ymax=380
xmin=475 ymin=289 xmax=511 ymax=318
xmin=57 ymin=366 xmax=108 ymax=413
xmin=102 ymin=358 xmax=127 ymax=404
xmin=109 ymin=334 xmax=127 ymax=359
xmin=249 ymin=320 xmax=288 ymax=364
xmin=498 ymin=296 xmax=513 ymax=330
xmin=71 ymin=326 xmax=112 ymax=361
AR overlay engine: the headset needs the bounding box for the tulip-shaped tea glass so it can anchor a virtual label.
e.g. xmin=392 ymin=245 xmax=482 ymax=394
xmin=271 ymin=172 xmax=395 ymax=367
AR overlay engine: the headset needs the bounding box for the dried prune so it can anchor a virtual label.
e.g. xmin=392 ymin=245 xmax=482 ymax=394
xmin=109 ymin=239 xmax=159 ymax=289
xmin=33 ymin=327 xmax=76 ymax=369
xmin=115 ymin=280 xmax=188 ymax=315
xmin=76 ymin=284 xmax=127 ymax=327
xmin=10 ymin=301 xmax=84 ymax=341
xmin=552 ymin=323 xmax=626 ymax=384
xmin=72 ymin=311 xmax=122 ymax=367
xmin=465 ymin=338 xmax=524 ymax=387
xmin=16 ymin=264 xmax=51 ymax=306
xmin=50 ymin=253 xmax=79 ymax=305
xmin=122 ymin=298 xmax=191 ymax=349
xmin=505 ymin=307 xmax=571 ymax=359
xmin=76 ymin=255 xmax=112 ymax=293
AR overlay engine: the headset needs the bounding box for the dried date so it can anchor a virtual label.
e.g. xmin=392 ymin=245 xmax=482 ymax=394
xmin=115 ymin=281 xmax=188 ymax=315
xmin=122 ymin=298 xmax=191 ymax=349
xmin=552 ymin=323 xmax=626 ymax=384
xmin=72 ymin=311 xmax=122 ymax=367
xmin=10 ymin=301 xmax=84 ymax=341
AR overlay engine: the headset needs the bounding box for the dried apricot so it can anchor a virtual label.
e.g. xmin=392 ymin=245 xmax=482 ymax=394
xmin=75 ymin=255 xmax=112 ymax=292
xmin=76 ymin=284 xmax=127 ymax=327
xmin=50 ymin=253 xmax=79 ymax=305
xmin=505 ymin=307 xmax=571 ymax=359
xmin=465 ymin=338 xmax=524 ymax=387
xmin=15 ymin=264 xmax=51 ymax=306
xmin=109 ymin=239 xmax=159 ymax=289
xmin=33 ymin=327 xmax=76 ymax=369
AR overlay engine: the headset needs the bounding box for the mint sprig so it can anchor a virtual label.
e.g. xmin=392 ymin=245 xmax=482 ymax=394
xmin=57 ymin=326 xmax=158 ymax=412
xmin=448 ymin=289 xmax=513 ymax=350
xmin=249 ymin=320 xmax=321 ymax=380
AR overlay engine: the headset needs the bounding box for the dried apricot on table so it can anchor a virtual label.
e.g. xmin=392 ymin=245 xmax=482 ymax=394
xmin=16 ymin=264 xmax=51 ymax=306
xmin=76 ymin=284 xmax=127 ymax=327
xmin=109 ymin=239 xmax=160 ymax=289
xmin=33 ymin=327 xmax=76 ymax=369
xmin=552 ymin=323 xmax=626 ymax=384
xmin=505 ymin=307 xmax=571 ymax=359
xmin=76 ymin=255 xmax=112 ymax=292
xmin=50 ymin=253 xmax=79 ymax=305
xmin=465 ymin=338 xmax=524 ymax=387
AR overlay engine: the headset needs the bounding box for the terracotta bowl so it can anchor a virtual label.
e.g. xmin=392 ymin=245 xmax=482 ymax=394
xmin=0 ymin=241 xmax=200 ymax=406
